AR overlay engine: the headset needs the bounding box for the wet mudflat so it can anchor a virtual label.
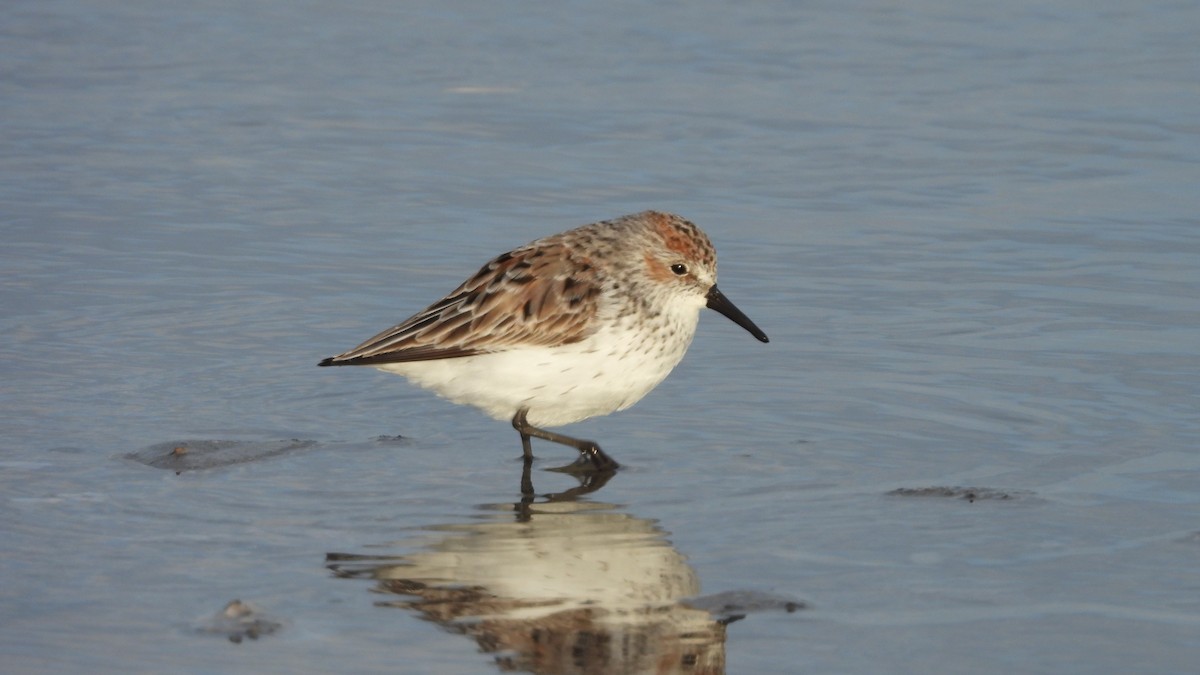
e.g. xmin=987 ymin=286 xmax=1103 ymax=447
xmin=4 ymin=1 xmax=1198 ymax=673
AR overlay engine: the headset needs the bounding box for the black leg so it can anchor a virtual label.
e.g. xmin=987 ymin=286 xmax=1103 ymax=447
xmin=512 ymin=410 xmax=535 ymax=461
xmin=519 ymin=455 xmax=534 ymax=497
xmin=511 ymin=408 xmax=619 ymax=471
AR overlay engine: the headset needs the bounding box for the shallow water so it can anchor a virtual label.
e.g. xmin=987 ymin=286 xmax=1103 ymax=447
xmin=3 ymin=0 xmax=1199 ymax=673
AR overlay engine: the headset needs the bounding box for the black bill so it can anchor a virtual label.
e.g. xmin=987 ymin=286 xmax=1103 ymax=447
xmin=706 ymin=285 xmax=769 ymax=343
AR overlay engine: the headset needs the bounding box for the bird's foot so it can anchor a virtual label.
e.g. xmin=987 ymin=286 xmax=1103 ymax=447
xmin=548 ymin=443 xmax=619 ymax=475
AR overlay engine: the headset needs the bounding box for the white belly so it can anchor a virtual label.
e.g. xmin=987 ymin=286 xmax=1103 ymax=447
xmin=374 ymin=315 xmax=698 ymax=427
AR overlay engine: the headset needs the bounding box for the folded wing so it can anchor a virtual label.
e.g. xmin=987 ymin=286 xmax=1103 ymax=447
xmin=320 ymin=239 xmax=602 ymax=366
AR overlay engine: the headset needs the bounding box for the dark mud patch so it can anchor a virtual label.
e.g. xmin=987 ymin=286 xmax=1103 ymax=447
xmin=193 ymin=599 xmax=284 ymax=643
xmin=887 ymin=486 xmax=1036 ymax=503
xmin=686 ymin=589 xmax=806 ymax=624
xmin=128 ymin=439 xmax=317 ymax=472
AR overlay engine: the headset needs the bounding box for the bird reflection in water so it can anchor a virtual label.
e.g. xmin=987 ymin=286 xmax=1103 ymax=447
xmin=327 ymin=465 xmax=734 ymax=674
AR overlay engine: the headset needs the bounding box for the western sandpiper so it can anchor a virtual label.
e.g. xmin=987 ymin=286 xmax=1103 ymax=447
xmin=319 ymin=211 xmax=768 ymax=471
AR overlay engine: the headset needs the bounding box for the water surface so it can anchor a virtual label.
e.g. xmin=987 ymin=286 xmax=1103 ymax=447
xmin=3 ymin=0 xmax=1198 ymax=673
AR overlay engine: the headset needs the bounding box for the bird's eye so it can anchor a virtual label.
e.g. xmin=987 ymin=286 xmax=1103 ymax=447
xmin=670 ymin=263 xmax=688 ymax=276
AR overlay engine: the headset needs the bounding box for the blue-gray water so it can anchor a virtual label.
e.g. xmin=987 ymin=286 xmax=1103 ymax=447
xmin=3 ymin=0 xmax=1198 ymax=673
